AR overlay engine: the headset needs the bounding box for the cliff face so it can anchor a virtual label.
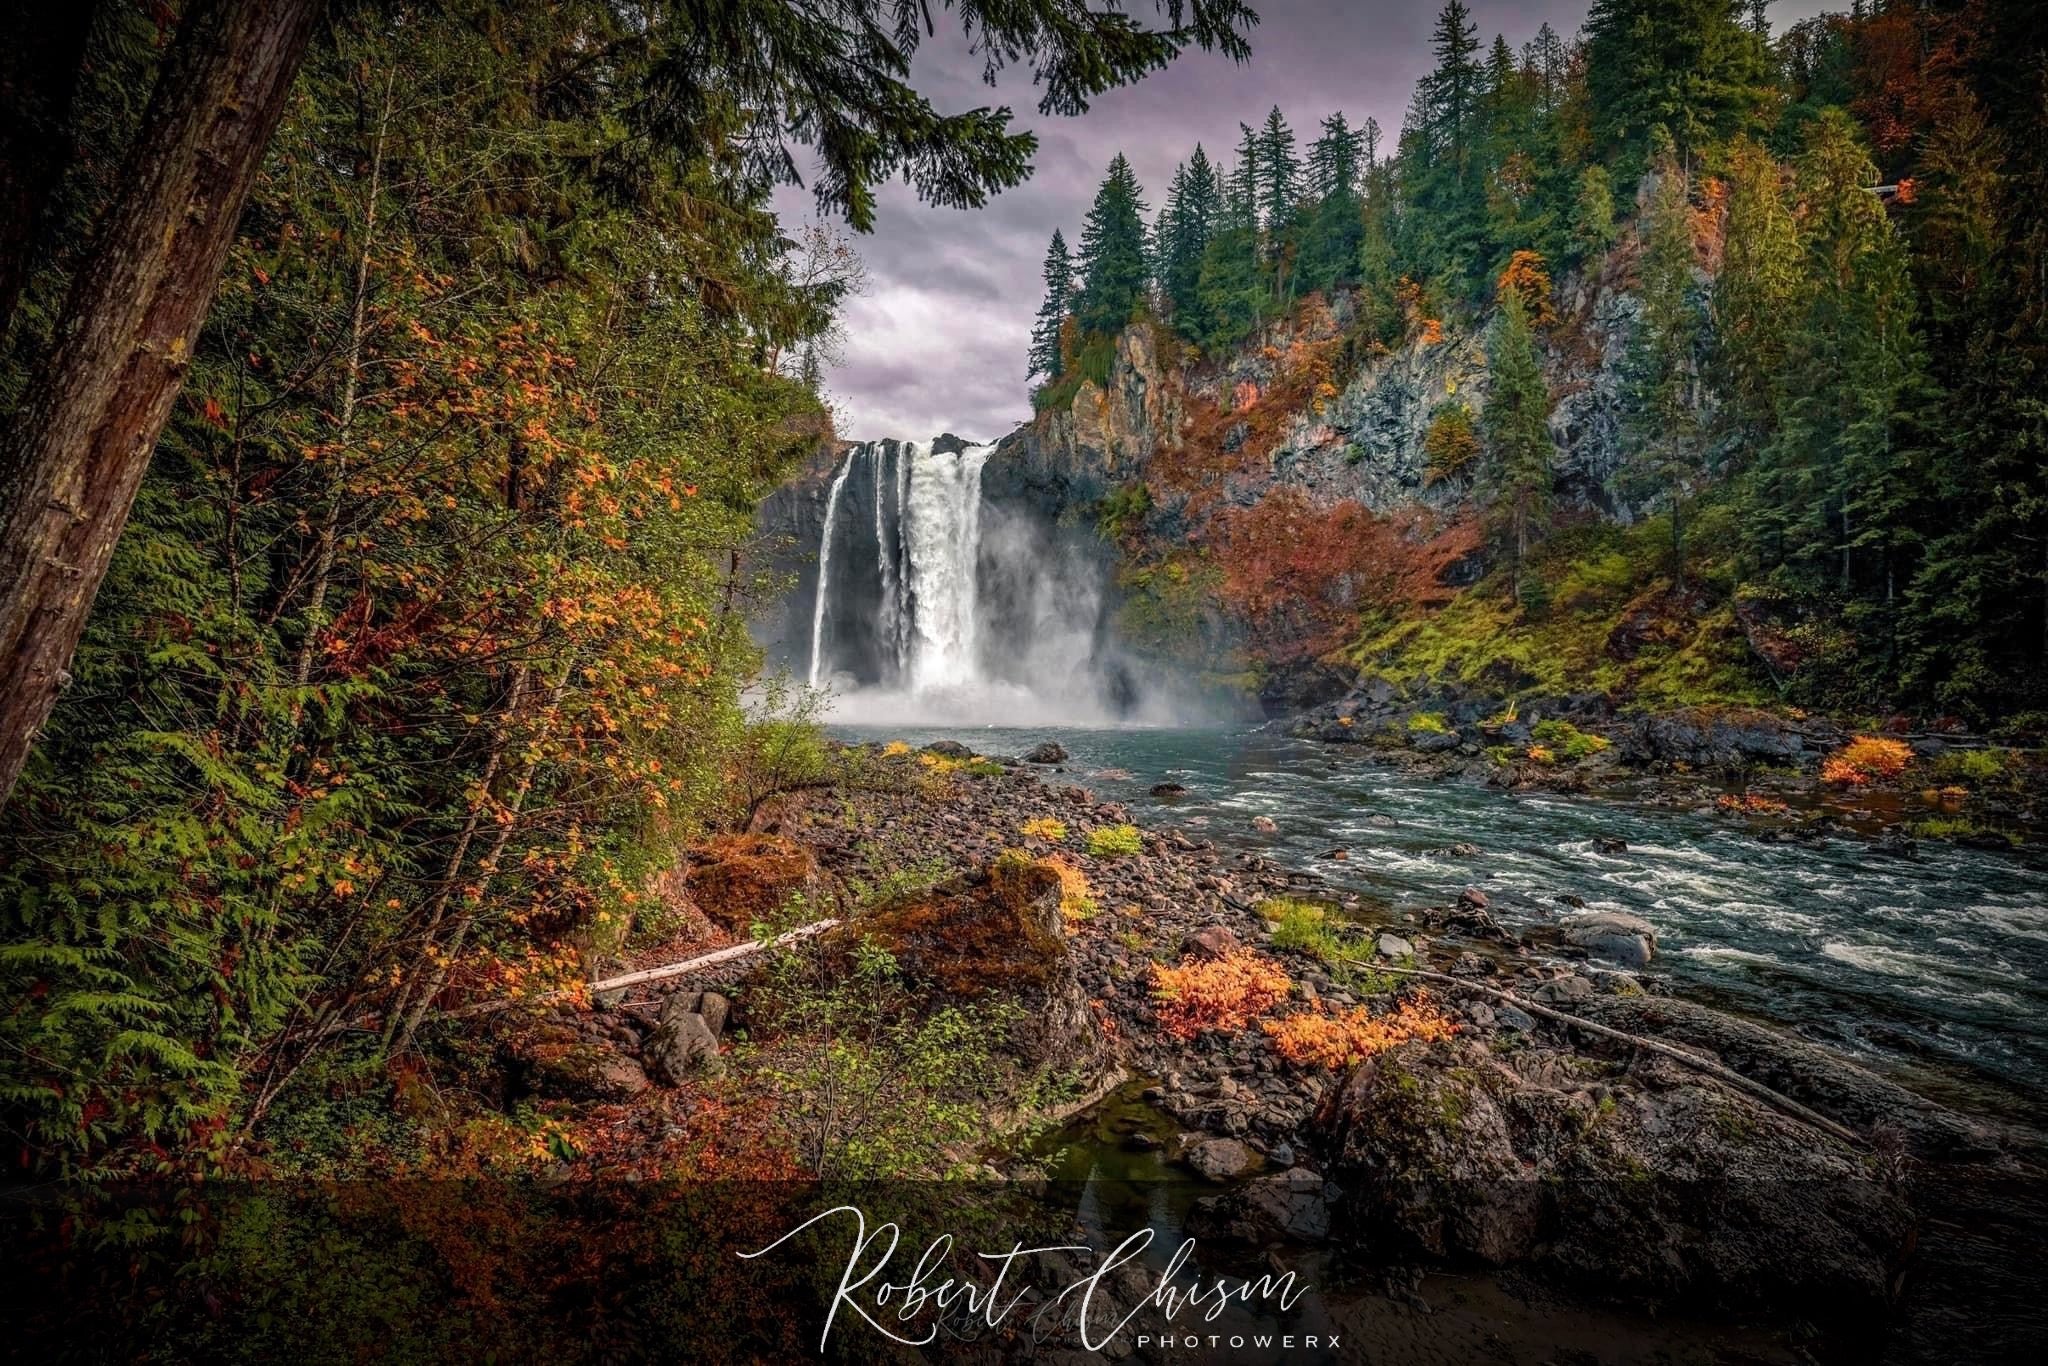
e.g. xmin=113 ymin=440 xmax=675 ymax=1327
xmin=988 ymin=253 xmax=1647 ymax=528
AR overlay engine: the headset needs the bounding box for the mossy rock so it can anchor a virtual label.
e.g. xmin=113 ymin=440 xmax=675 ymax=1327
xmin=684 ymin=834 xmax=822 ymax=929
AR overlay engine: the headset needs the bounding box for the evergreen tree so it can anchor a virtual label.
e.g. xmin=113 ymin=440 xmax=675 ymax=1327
xmin=1714 ymin=137 xmax=1803 ymax=441
xmin=1523 ymin=22 xmax=1569 ymax=114
xmin=1585 ymin=0 xmax=1771 ymax=164
xmin=1570 ymin=165 xmax=1618 ymax=261
xmin=1427 ymin=0 xmax=1483 ymax=164
xmin=1028 ymin=228 xmax=1076 ymax=379
xmin=1157 ymin=146 xmax=1222 ymax=332
xmin=1300 ymin=112 xmax=1366 ymax=294
xmin=1621 ymin=155 xmax=1707 ymax=590
xmin=1075 ymin=153 xmax=1151 ymax=336
xmin=1197 ymin=173 xmax=1266 ymax=347
xmin=1749 ymin=111 xmax=1929 ymax=630
xmin=1483 ymin=279 xmax=1555 ymax=598
xmin=1257 ymin=105 xmax=1302 ymax=230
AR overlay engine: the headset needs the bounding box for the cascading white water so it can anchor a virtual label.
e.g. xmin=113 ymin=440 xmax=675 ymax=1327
xmin=872 ymin=441 xmax=901 ymax=683
xmin=806 ymin=450 xmax=856 ymax=687
xmin=799 ymin=436 xmax=1167 ymax=724
xmin=899 ymin=443 xmax=988 ymax=692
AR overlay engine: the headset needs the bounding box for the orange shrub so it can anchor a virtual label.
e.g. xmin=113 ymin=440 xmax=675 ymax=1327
xmin=1261 ymin=995 xmax=1459 ymax=1069
xmin=1823 ymin=735 xmax=1912 ymax=786
xmin=1210 ymin=487 xmax=1481 ymax=662
xmin=1150 ymin=950 xmax=1292 ymax=1040
xmin=1716 ymin=792 xmax=1791 ymax=815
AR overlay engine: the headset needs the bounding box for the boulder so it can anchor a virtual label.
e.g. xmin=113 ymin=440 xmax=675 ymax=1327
xmin=645 ymin=993 xmax=724 ymax=1085
xmin=1591 ymin=835 xmax=1628 ymax=855
xmin=923 ymin=739 xmax=975 ymax=759
xmin=507 ymin=1025 xmax=652 ymax=1102
xmin=1561 ymin=911 xmax=1657 ymax=966
xmin=1187 ymin=1167 xmax=1335 ymax=1244
xmin=1186 ymin=926 xmax=1241 ymax=961
xmin=683 ymin=834 xmax=822 ymax=930
xmin=1375 ymin=932 xmax=1414 ymax=961
xmin=1022 ymin=740 xmax=1069 ymax=765
xmin=1149 ymin=782 xmax=1189 ymax=799
xmin=1183 ymin=1136 xmax=1258 ymax=1182
xmin=1250 ymin=815 xmax=1278 ymax=833
xmin=1313 ymin=1036 xmax=1914 ymax=1323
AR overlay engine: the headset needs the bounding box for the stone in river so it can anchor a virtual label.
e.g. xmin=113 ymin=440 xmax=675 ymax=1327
xmin=1562 ymin=911 xmax=1658 ymax=966
xmin=1151 ymin=782 xmax=1189 ymax=798
xmin=923 ymin=740 xmax=974 ymax=759
xmin=1184 ymin=1137 xmax=1257 ymax=1182
xmin=1022 ymin=740 xmax=1068 ymax=764
xmin=1250 ymin=815 xmax=1278 ymax=833
xmin=1592 ymin=835 xmax=1628 ymax=854
xmin=1458 ymin=887 xmax=1490 ymax=911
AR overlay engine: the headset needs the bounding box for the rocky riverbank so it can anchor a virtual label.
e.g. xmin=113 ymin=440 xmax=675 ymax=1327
xmin=487 ymin=738 xmax=2043 ymax=1359
xmin=1280 ymin=680 xmax=2045 ymax=853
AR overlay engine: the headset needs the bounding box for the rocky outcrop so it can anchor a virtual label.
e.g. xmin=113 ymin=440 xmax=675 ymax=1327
xmin=1314 ymin=1035 xmax=1915 ymax=1323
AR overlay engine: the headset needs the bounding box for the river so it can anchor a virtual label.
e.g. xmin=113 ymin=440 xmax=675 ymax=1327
xmin=833 ymin=722 xmax=2048 ymax=1131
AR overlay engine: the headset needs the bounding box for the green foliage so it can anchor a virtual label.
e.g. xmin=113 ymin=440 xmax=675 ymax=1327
xmin=1933 ymin=749 xmax=2009 ymax=785
xmin=743 ymin=933 xmax=1031 ymax=1179
xmin=1028 ymin=229 xmax=1076 ymax=380
xmin=1407 ymin=711 xmax=1451 ymax=734
xmin=1085 ymin=824 xmax=1144 ymax=857
xmin=1097 ymin=482 xmax=1154 ymax=540
xmin=1076 ymin=154 xmax=1152 ymax=336
xmin=1584 ymin=0 xmax=1771 ymax=164
xmin=1529 ymin=718 xmax=1610 ymax=761
xmin=1424 ymin=403 xmax=1483 ymax=483
xmin=1482 ymin=281 xmax=1555 ymax=593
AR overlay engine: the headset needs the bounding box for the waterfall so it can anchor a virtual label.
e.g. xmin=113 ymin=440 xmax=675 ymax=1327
xmin=872 ymin=441 xmax=901 ymax=686
xmin=900 ymin=443 xmax=988 ymax=692
xmin=806 ymin=449 xmax=855 ymax=687
xmin=798 ymin=436 xmax=1156 ymax=724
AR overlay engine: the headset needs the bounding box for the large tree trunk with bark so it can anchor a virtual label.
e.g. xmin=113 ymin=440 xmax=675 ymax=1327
xmin=0 ymin=0 xmax=321 ymax=806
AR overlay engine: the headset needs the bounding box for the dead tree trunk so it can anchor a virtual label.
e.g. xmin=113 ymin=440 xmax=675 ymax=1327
xmin=0 ymin=0 xmax=322 ymax=807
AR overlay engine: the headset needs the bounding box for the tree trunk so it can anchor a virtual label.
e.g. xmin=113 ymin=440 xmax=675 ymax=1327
xmin=0 ymin=0 xmax=321 ymax=808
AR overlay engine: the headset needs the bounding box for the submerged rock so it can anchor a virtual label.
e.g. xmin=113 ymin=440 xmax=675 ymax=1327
xmin=1562 ymin=910 xmax=1658 ymax=965
xmin=1184 ymin=1136 xmax=1258 ymax=1182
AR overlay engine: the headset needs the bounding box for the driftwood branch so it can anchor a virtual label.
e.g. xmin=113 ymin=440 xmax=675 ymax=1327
xmin=1348 ymin=959 xmax=1866 ymax=1149
xmin=442 ymin=917 xmax=842 ymax=1020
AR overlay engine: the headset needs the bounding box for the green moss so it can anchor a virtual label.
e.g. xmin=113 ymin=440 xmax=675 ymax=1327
xmin=1085 ymin=824 xmax=1143 ymax=857
xmin=1910 ymin=816 xmax=1995 ymax=840
xmin=1406 ymin=711 xmax=1451 ymax=735
xmin=1096 ymin=482 xmax=1152 ymax=540
xmin=1529 ymin=718 xmax=1609 ymax=762
xmin=1933 ymin=748 xmax=2008 ymax=784
xmin=1349 ymin=515 xmax=1768 ymax=709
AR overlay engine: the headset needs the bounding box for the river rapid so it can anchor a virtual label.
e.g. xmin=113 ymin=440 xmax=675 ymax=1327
xmin=834 ymin=722 xmax=2048 ymax=1131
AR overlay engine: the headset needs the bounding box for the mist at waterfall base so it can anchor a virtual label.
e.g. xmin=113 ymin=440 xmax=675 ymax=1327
xmin=799 ymin=440 xmax=1194 ymax=727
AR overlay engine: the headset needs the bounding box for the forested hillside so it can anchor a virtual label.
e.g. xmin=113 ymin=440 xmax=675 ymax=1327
xmin=0 ymin=0 xmax=1255 ymax=1177
xmin=1023 ymin=0 xmax=2048 ymax=726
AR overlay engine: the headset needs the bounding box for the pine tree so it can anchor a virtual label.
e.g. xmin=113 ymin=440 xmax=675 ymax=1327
xmin=1158 ymin=145 xmax=1222 ymax=333
xmin=1621 ymin=154 xmax=1707 ymax=591
xmin=1585 ymin=0 xmax=1771 ymax=165
xmin=1029 ymin=228 xmax=1076 ymax=379
xmin=1075 ymin=153 xmax=1151 ymax=336
xmin=1300 ymin=112 xmax=1366 ymax=294
xmin=1427 ymin=0 xmax=1483 ymax=164
xmin=1570 ymin=165 xmax=1618 ymax=260
xmin=1714 ymin=137 xmax=1803 ymax=442
xmin=1257 ymin=105 xmax=1303 ymax=303
xmin=1750 ymin=110 xmax=1929 ymax=630
xmin=1523 ymin=22 xmax=1568 ymax=114
xmin=1483 ymin=279 xmax=1555 ymax=599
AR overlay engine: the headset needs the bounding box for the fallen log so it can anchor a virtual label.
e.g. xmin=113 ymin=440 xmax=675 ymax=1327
xmin=443 ymin=917 xmax=842 ymax=1019
xmin=1347 ymin=959 xmax=1866 ymax=1149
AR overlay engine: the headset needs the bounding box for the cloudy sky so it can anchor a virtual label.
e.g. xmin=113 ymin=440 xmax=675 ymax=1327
xmin=777 ymin=0 xmax=1827 ymax=444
